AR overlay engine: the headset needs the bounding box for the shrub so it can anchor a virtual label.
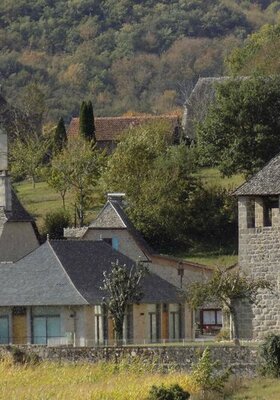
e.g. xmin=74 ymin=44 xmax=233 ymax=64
xmin=215 ymin=328 xmax=230 ymax=342
xmin=191 ymin=347 xmax=230 ymax=394
xmin=260 ymin=334 xmax=280 ymax=377
xmin=43 ymin=209 xmax=71 ymax=239
xmin=147 ymin=384 xmax=190 ymax=400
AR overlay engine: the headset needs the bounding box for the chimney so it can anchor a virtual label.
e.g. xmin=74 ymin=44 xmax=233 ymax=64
xmin=0 ymin=127 xmax=11 ymax=211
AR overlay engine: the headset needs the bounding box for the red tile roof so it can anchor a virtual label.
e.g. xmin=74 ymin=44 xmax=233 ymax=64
xmin=67 ymin=115 xmax=180 ymax=142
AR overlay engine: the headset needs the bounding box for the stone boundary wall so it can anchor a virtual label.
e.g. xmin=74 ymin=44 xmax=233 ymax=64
xmin=0 ymin=345 xmax=260 ymax=376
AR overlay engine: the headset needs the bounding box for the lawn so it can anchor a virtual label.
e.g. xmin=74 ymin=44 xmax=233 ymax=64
xmin=14 ymin=180 xmax=102 ymax=230
xmin=232 ymin=378 xmax=280 ymax=400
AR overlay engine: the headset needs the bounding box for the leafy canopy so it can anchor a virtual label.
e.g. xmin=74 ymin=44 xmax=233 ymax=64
xmin=197 ymin=75 xmax=280 ymax=178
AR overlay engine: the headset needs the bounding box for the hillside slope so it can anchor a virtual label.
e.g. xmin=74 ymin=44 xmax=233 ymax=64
xmin=0 ymin=0 xmax=278 ymax=121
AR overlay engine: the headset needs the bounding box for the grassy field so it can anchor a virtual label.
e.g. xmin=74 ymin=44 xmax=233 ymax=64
xmin=14 ymin=181 xmax=103 ymax=230
xmin=0 ymin=357 xmax=279 ymax=400
xmin=0 ymin=359 xmax=196 ymax=400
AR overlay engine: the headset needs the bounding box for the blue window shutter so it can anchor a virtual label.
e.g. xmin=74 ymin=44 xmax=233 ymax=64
xmin=112 ymin=237 xmax=119 ymax=251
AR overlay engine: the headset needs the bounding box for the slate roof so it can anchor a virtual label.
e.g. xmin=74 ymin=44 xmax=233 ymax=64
xmin=7 ymin=191 xmax=35 ymax=222
xmin=67 ymin=115 xmax=180 ymax=142
xmin=233 ymin=152 xmax=280 ymax=196
xmin=87 ymin=199 xmax=154 ymax=256
xmin=0 ymin=240 xmax=179 ymax=306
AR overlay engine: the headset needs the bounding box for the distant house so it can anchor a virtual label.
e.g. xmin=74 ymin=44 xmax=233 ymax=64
xmin=0 ymin=240 xmax=181 ymax=346
xmin=0 ymin=129 xmax=39 ymax=262
xmin=65 ymin=193 xmax=222 ymax=337
xmin=234 ymin=152 xmax=280 ymax=339
xmin=67 ymin=115 xmax=182 ymax=152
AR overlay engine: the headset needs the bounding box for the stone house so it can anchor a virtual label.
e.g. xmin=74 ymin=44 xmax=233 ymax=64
xmin=0 ymin=129 xmax=39 ymax=262
xmin=234 ymin=153 xmax=280 ymax=339
xmin=67 ymin=115 xmax=182 ymax=152
xmin=0 ymin=240 xmax=182 ymax=346
xmin=65 ymin=193 xmax=222 ymax=337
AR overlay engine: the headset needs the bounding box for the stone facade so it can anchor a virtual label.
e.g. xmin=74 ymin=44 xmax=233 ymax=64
xmin=238 ymin=195 xmax=280 ymax=339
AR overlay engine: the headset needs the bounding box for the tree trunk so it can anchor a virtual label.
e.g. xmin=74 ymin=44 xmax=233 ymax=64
xmin=114 ymin=318 xmax=124 ymax=347
xmin=230 ymin=306 xmax=240 ymax=346
xmin=32 ymin=175 xmax=36 ymax=189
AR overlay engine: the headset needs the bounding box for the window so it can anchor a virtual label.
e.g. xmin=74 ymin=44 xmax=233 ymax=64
xmin=247 ymin=199 xmax=255 ymax=228
xmin=263 ymin=197 xmax=279 ymax=227
xmin=169 ymin=312 xmax=180 ymax=340
xmin=32 ymin=316 xmax=60 ymax=345
xmin=0 ymin=316 xmax=9 ymax=344
xmin=149 ymin=313 xmax=157 ymax=342
xmin=201 ymin=309 xmax=222 ymax=327
xmin=112 ymin=237 xmax=119 ymax=251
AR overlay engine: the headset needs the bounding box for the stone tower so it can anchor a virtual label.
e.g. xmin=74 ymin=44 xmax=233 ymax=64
xmin=234 ymin=153 xmax=280 ymax=339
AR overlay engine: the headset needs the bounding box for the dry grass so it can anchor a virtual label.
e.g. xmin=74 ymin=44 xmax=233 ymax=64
xmin=0 ymin=358 xmax=198 ymax=400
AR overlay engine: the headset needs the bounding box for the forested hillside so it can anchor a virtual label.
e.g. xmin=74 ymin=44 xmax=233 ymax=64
xmin=0 ymin=0 xmax=279 ymax=122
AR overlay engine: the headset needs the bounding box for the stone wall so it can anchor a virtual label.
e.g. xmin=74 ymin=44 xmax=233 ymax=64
xmin=0 ymin=345 xmax=260 ymax=376
xmin=238 ymin=197 xmax=280 ymax=339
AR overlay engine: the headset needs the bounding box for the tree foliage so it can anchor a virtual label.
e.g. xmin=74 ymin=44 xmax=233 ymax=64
xmin=197 ymin=75 xmax=280 ymax=178
xmin=101 ymin=261 xmax=147 ymax=344
xmin=186 ymin=268 xmax=272 ymax=341
xmin=53 ymin=117 xmax=67 ymax=153
xmin=102 ymin=121 xmax=237 ymax=250
xmin=9 ymin=135 xmax=50 ymax=188
xmin=0 ymin=0 xmax=275 ymax=119
xmin=43 ymin=209 xmax=70 ymax=240
xmin=50 ymin=136 xmax=105 ymax=226
xmin=227 ymin=23 xmax=280 ymax=75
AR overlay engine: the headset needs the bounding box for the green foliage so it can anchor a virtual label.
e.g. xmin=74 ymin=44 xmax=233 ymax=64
xmin=53 ymin=117 xmax=67 ymax=153
xmin=147 ymin=384 xmax=190 ymax=400
xmin=101 ymin=261 xmax=147 ymax=343
xmin=51 ymin=136 xmax=106 ymax=226
xmin=103 ymin=121 xmax=236 ymax=251
xmin=215 ymin=328 xmax=230 ymax=342
xmin=191 ymin=347 xmax=230 ymax=393
xmin=9 ymin=136 xmax=50 ymax=188
xmin=227 ymin=24 xmax=280 ymax=75
xmin=42 ymin=209 xmax=71 ymax=239
xmin=260 ymin=334 xmax=280 ymax=377
xmin=79 ymin=100 xmax=95 ymax=142
xmin=0 ymin=0 xmax=274 ymax=119
xmin=197 ymin=75 xmax=280 ymax=177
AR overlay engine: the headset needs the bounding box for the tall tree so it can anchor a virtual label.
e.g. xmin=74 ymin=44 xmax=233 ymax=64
xmin=10 ymin=136 xmax=50 ymax=189
xmin=53 ymin=117 xmax=67 ymax=153
xmin=79 ymin=100 xmax=95 ymax=142
xmin=101 ymin=261 xmax=147 ymax=345
xmin=186 ymin=268 xmax=271 ymax=344
xmin=197 ymin=75 xmax=280 ymax=178
xmin=50 ymin=137 xmax=105 ymax=226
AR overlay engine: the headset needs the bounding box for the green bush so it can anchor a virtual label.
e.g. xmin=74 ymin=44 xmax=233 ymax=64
xmin=260 ymin=334 xmax=280 ymax=377
xmin=215 ymin=328 xmax=230 ymax=342
xmin=191 ymin=347 xmax=230 ymax=393
xmin=43 ymin=209 xmax=71 ymax=239
xmin=147 ymin=384 xmax=190 ymax=400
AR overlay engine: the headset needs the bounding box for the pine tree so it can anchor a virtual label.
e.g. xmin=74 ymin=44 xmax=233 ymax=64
xmin=79 ymin=100 xmax=96 ymax=143
xmin=79 ymin=101 xmax=87 ymax=139
xmin=54 ymin=117 xmax=67 ymax=153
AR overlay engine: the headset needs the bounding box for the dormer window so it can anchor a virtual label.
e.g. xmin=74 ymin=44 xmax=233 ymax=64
xmin=264 ymin=197 xmax=279 ymax=227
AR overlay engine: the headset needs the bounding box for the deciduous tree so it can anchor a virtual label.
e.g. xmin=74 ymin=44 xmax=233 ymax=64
xmin=186 ymin=268 xmax=272 ymax=343
xmin=197 ymin=75 xmax=280 ymax=177
xmin=101 ymin=261 xmax=147 ymax=345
